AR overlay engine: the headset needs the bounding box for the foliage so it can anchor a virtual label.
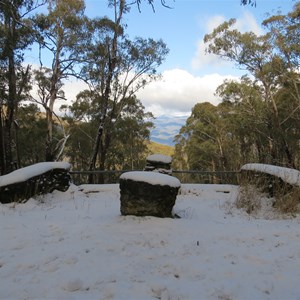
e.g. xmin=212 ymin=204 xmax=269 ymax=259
xmin=173 ymin=102 xmax=240 ymax=171
xmin=174 ymin=3 xmax=300 ymax=172
xmin=203 ymin=4 xmax=300 ymax=168
xmin=273 ymin=188 xmax=300 ymax=215
xmin=238 ymin=170 xmax=300 ymax=216
xmin=0 ymin=0 xmax=167 ymax=174
xmin=17 ymin=104 xmax=47 ymax=165
xmin=64 ymin=94 xmax=154 ymax=171
xmin=17 ymin=103 xmax=68 ymax=165
xmin=73 ymin=1 xmax=169 ymax=181
xmin=31 ymin=0 xmax=87 ymax=161
xmin=0 ymin=0 xmax=41 ymax=174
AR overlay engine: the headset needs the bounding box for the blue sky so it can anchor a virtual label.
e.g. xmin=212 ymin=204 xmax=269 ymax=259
xmin=27 ymin=0 xmax=297 ymax=117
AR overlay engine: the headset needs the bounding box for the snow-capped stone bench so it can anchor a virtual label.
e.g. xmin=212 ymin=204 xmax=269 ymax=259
xmin=144 ymin=154 xmax=172 ymax=175
xmin=119 ymin=171 xmax=181 ymax=218
xmin=0 ymin=162 xmax=71 ymax=203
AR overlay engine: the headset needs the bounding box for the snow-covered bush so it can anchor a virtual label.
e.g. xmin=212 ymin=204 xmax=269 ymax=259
xmin=239 ymin=163 xmax=300 ymax=215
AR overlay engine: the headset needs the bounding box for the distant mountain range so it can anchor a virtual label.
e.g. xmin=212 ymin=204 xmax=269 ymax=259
xmin=150 ymin=115 xmax=187 ymax=146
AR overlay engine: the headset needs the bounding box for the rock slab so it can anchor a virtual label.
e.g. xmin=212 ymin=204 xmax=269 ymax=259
xmin=0 ymin=162 xmax=71 ymax=203
xmin=119 ymin=171 xmax=180 ymax=218
xmin=144 ymin=154 xmax=172 ymax=175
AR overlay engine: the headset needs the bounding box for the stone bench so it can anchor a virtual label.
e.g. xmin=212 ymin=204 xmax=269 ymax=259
xmin=119 ymin=171 xmax=181 ymax=218
xmin=0 ymin=162 xmax=71 ymax=203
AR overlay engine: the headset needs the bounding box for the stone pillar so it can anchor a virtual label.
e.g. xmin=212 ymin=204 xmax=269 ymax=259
xmin=119 ymin=171 xmax=181 ymax=218
xmin=144 ymin=154 xmax=172 ymax=175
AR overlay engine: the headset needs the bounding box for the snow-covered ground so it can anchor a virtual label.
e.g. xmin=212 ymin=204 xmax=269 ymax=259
xmin=1 ymin=183 xmax=300 ymax=300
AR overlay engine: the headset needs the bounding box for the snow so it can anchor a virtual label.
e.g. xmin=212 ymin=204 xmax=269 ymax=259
xmin=241 ymin=163 xmax=300 ymax=187
xmin=120 ymin=171 xmax=181 ymax=188
xmin=1 ymin=183 xmax=300 ymax=299
xmin=147 ymin=154 xmax=172 ymax=164
xmin=0 ymin=162 xmax=71 ymax=187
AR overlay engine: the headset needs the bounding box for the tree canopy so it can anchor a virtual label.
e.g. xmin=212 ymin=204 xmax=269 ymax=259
xmin=0 ymin=0 xmax=168 ymax=175
xmin=174 ymin=2 xmax=300 ymax=171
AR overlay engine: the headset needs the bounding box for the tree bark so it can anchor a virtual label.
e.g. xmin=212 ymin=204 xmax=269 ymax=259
xmin=0 ymin=108 xmax=6 ymax=175
xmin=88 ymin=124 xmax=103 ymax=183
xmin=88 ymin=0 xmax=125 ymax=180
xmin=4 ymin=12 xmax=17 ymax=173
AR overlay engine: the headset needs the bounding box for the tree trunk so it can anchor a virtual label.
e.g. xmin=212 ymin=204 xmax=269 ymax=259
xmin=46 ymin=46 xmax=61 ymax=161
xmin=88 ymin=0 xmax=125 ymax=178
xmin=265 ymin=83 xmax=294 ymax=167
xmin=0 ymin=108 xmax=6 ymax=175
xmin=88 ymin=124 xmax=103 ymax=183
xmin=5 ymin=15 xmax=17 ymax=173
xmin=45 ymin=107 xmax=54 ymax=161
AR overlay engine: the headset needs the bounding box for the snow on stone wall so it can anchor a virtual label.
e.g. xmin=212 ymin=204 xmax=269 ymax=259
xmin=241 ymin=163 xmax=300 ymax=187
xmin=0 ymin=162 xmax=71 ymax=203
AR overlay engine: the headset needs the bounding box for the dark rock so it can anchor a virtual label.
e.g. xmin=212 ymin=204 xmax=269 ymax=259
xmin=119 ymin=171 xmax=180 ymax=218
xmin=0 ymin=163 xmax=71 ymax=203
xmin=144 ymin=154 xmax=172 ymax=175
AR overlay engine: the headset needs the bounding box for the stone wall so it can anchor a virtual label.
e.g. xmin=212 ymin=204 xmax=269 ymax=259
xmin=240 ymin=163 xmax=300 ymax=197
xmin=0 ymin=162 xmax=71 ymax=204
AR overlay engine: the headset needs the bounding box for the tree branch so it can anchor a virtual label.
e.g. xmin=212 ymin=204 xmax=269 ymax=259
xmin=133 ymin=0 xmax=174 ymax=13
xmin=240 ymin=0 xmax=256 ymax=7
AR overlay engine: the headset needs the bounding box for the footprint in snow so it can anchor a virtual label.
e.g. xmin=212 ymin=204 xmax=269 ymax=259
xmin=62 ymin=279 xmax=84 ymax=292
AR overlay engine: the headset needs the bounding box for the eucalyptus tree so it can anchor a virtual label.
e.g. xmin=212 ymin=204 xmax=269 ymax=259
xmin=204 ymin=4 xmax=299 ymax=167
xmin=77 ymin=0 xmax=168 ymax=181
xmin=65 ymin=93 xmax=153 ymax=174
xmin=104 ymin=97 xmax=154 ymax=170
xmin=16 ymin=104 xmax=47 ymax=165
xmin=215 ymin=77 xmax=270 ymax=165
xmin=173 ymin=102 xmax=239 ymax=173
xmin=174 ymin=76 xmax=271 ymax=172
xmin=0 ymin=0 xmax=45 ymax=174
xmin=32 ymin=0 xmax=87 ymax=161
xmin=262 ymin=2 xmax=300 ymax=114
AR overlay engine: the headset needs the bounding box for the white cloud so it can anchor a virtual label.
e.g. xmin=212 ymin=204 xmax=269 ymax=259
xmin=192 ymin=11 xmax=264 ymax=71
xmin=191 ymin=40 xmax=228 ymax=70
xmin=136 ymin=68 xmax=238 ymax=116
xmin=48 ymin=69 xmax=237 ymax=117
xmin=63 ymin=79 xmax=89 ymax=103
xmin=206 ymin=15 xmax=226 ymax=33
xmin=192 ymin=15 xmax=227 ymax=70
xmin=53 ymin=79 xmax=89 ymax=113
xmin=235 ymin=11 xmax=264 ymax=36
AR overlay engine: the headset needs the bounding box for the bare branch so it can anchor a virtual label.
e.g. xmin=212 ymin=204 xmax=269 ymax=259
xmin=132 ymin=0 xmax=174 ymax=13
xmin=240 ymin=0 xmax=256 ymax=7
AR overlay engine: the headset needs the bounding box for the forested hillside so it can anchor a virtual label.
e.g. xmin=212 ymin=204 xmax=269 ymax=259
xmin=146 ymin=141 xmax=174 ymax=157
